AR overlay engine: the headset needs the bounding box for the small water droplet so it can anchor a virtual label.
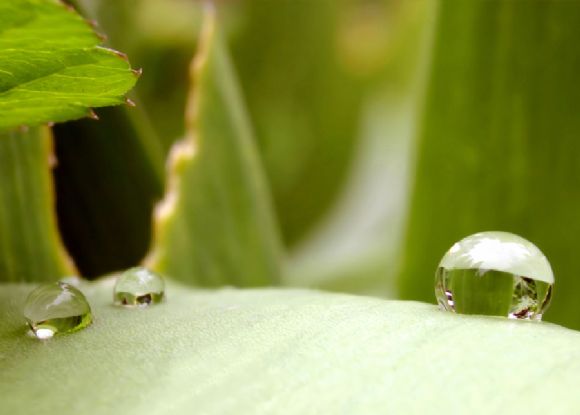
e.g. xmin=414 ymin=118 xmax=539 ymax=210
xmin=435 ymin=231 xmax=554 ymax=320
xmin=23 ymin=282 xmax=92 ymax=339
xmin=114 ymin=267 xmax=165 ymax=307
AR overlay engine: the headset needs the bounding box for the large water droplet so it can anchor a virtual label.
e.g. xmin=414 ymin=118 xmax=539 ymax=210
xmin=114 ymin=267 xmax=165 ymax=307
xmin=23 ymin=282 xmax=92 ymax=339
xmin=435 ymin=231 xmax=554 ymax=320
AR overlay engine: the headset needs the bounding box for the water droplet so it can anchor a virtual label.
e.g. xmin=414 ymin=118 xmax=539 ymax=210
xmin=435 ymin=231 xmax=554 ymax=320
xmin=23 ymin=282 xmax=92 ymax=339
xmin=114 ymin=267 xmax=165 ymax=307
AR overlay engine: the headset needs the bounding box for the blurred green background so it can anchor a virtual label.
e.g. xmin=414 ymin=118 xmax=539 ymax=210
xmin=44 ymin=0 xmax=580 ymax=329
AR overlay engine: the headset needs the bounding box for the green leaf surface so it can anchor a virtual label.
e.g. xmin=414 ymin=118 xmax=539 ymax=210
xmin=146 ymin=11 xmax=282 ymax=287
xmin=2 ymin=281 xmax=580 ymax=414
xmin=0 ymin=127 xmax=75 ymax=282
xmin=398 ymin=0 xmax=580 ymax=329
xmin=0 ymin=0 xmax=138 ymax=130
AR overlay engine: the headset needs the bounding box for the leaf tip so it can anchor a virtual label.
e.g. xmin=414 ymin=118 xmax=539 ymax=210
xmin=61 ymin=2 xmax=76 ymax=13
xmin=87 ymin=19 xmax=99 ymax=29
xmin=96 ymin=32 xmax=108 ymax=42
xmin=112 ymin=50 xmax=128 ymax=61
xmin=88 ymin=109 xmax=100 ymax=121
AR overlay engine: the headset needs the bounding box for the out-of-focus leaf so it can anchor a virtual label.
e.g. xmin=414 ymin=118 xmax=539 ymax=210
xmin=0 ymin=0 xmax=137 ymax=130
xmin=0 ymin=127 xmax=75 ymax=282
xmin=53 ymin=105 xmax=164 ymax=278
xmin=229 ymin=0 xmax=365 ymax=245
xmin=80 ymin=0 xmax=415 ymax=251
xmin=286 ymin=1 xmax=434 ymax=296
xmin=287 ymin=94 xmax=418 ymax=297
xmin=3 ymin=281 xmax=580 ymax=414
xmin=398 ymin=0 xmax=580 ymax=329
xmin=146 ymin=11 xmax=282 ymax=287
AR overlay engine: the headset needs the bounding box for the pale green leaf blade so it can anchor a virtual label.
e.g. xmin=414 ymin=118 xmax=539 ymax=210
xmin=0 ymin=0 xmax=138 ymax=130
xmin=398 ymin=0 xmax=580 ymax=329
xmin=2 ymin=281 xmax=580 ymax=414
xmin=146 ymin=11 xmax=282 ymax=286
xmin=0 ymin=127 xmax=75 ymax=282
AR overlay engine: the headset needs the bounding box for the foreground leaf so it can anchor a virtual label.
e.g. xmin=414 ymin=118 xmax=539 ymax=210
xmin=146 ymin=10 xmax=282 ymax=287
xmin=398 ymin=0 xmax=580 ymax=329
xmin=0 ymin=128 xmax=75 ymax=282
xmin=0 ymin=0 xmax=137 ymax=130
xmin=2 ymin=281 xmax=580 ymax=414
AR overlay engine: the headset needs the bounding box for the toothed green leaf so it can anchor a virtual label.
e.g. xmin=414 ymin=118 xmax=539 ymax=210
xmin=0 ymin=0 xmax=137 ymax=130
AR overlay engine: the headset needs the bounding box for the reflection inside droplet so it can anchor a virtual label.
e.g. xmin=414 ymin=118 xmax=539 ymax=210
xmin=114 ymin=267 xmax=165 ymax=308
xmin=35 ymin=328 xmax=55 ymax=339
xmin=23 ymin=282 xmax=92 ymax=339
xmin=435 ymin=231 xmax=554 ymax=320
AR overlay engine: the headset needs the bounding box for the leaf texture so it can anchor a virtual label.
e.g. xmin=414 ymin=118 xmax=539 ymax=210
xmin=0 ymin=0 xmax=138 ymax=129
xmin=1 ymin=281 xmax=580 ymax=414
